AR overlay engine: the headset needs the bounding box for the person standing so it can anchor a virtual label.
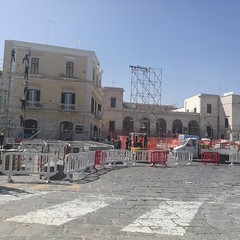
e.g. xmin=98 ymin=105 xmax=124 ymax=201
xmin=20 ymin=96 xmax=26 ymax=110
xmin=0 ymin=132 xmax=4 ymax=149
xmin=19 ymin=114 xmax=24 ymax=127
xmin=116 ymin=137 xmax=122 ymax=150
xmin=125 ymin=137 xmax=130 ymax=150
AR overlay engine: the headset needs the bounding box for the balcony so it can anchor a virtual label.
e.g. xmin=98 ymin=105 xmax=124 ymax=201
xmin=26 ymin=101 xmax=42 ymax=108
xmin=30 ymin=73 xmax=44 ymax=78
xmin=59 ymin=74 xmax=78 ymax=81
xmin=59 ymin=103 xmax=76 ymax=111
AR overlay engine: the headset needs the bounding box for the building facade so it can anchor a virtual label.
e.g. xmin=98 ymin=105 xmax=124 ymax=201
xmin=1 ymin=40 xmax=239 ymax=142
xmin=1 ymin=40 xmax=103 ymax=141
xmin=102 ymin=87 xmax=200 ymax=139
xmin=102 ymin=88 xmax=240 ymax=142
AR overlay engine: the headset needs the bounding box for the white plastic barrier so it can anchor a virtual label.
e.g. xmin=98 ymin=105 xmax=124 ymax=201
xmin=101 ymin=149 xmax=132 ymax=166
xmin=131 ymin=150 xmax=151 ymax=164
xmin=229 ymin=152 xmax=240 ymax=165
xmin=174 ymin=151 xmax=193 ymax=165
xmin=2 ymin=152 xmax=58 ymax=183
xmin=63 ymin=151 xmax=95 ymax=181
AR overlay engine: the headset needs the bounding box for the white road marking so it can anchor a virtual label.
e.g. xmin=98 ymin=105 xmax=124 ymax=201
xmin=122 ymin=200 xmax=202 ymax=236
xmin=0 ymin=191 xmax=48 ymax=205
xmin=5 ymin=195 xmax=122 ymax=226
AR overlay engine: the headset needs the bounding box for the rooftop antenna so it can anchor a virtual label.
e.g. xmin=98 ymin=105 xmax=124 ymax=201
xmin=47 ymin=19 xmax=56 ymax=44
xmin=77 ymin=32 xmax=81 ymax=48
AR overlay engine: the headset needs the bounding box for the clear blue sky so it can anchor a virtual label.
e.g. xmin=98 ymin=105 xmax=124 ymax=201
xmin=1 ymin=0 xmax=240 ymax=107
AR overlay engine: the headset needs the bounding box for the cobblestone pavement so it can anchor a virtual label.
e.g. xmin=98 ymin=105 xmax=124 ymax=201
xmin=0 ymin=157 xmax=240 ymax=240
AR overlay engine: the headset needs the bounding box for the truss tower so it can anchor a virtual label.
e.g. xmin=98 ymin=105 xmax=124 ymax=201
xmin=129 ymin=65 xmax=162 ymax=134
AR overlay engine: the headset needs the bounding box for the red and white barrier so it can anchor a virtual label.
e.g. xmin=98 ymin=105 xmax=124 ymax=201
xmin=2 ymin=152 xmax=58 ymax=182
xmin=150 ymin=151 xmax=168 ymax=167
xmin=201 ymin=152 xmax=220 ymax=165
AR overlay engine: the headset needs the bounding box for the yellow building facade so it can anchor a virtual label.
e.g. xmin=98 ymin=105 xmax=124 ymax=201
xmin=1 ymin=40 xmax=103 ymax=141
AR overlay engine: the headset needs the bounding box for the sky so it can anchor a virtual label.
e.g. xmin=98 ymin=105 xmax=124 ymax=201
xmin=0 ymin=0 xmax=240 ymax=107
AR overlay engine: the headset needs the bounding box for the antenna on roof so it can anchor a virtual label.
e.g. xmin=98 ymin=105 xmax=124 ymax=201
xmin=47 ymin=19 xmax=56 ymax=44
xmin=77 ymin=32 xmax=81 ymax=48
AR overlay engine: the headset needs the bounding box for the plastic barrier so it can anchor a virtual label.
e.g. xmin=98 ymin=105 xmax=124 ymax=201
xmin=174 ymin=151 xmax=193 ymax=166
xmin=63 ymin=151 xmax=95 ymax=181
xmin=131 ymin=150 xmax=151 ymax=164
xmin=94 ymin=150 xmax=103 ymax=169
xmin=150 ymin=151 xmax=168 ymax=167
xmin=2 ymin=152 xmax=58 ymax=182
xmin=101 ymin=149 xmax=132 ymax=166
xmin=201 ymin=152 xmax=220 ymax=165
xmin=229 ymin=152 xmax=240 ymax=165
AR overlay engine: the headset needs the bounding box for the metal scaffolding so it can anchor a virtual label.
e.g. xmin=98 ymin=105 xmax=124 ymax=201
xmin=129 ymin=65 xmax=163 ymax=134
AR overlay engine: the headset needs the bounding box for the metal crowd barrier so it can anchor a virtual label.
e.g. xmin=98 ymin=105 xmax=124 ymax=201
xmin=229 ymin=152 xmax=240 ymax=165
xmin=2 ymin=152 xmax=58 ymax=183
xmin=174 ymin=151 xmax=193 ymax=166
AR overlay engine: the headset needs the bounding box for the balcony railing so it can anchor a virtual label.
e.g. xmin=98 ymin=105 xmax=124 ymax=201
xmin=59 ymin=104 xmax=76 ymax=111
xmin=26 ymin=101 xmax=42 ymax=108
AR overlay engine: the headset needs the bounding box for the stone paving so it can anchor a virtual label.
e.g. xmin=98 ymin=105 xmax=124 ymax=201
xmin=0 ymin=156 xmax=240 ymax=239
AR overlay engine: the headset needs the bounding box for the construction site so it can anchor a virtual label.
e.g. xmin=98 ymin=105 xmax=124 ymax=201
xmin=1 ymin=39 xmax=240 ymax=152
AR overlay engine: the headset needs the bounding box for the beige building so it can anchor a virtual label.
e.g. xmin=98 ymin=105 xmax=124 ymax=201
xmin=1 ymin=40 xmax=240 ymax=142
xmin=177 ymin=92 xmax=240 ymax=141
xmin=102 ymin=88 xmax=240 ymax=141
xmin=1 ymin=40 xmax=103 ymax=140
xmin=102 ymin=87 xmax=200 ymax=139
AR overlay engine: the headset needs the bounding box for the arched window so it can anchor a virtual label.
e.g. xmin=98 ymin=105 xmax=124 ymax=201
xmin=188 ymin=120 xmax=199 ymax=135
xmin=60 ymin=121 xmax=73 ymax=140
xmin=206 ymin=126 xmax=213 ymax=139
xmin=140 ymin=117 xmax=150 ymax=135
xmin=172 ymin=119 xmax=183 ymax=135
xmin=24 ymin=119 xmax=38 ymax=139
xmin=123 ymin=116 xmax=134 ymax=134
xmin=156 ymin=118 xmax=167 ymax=137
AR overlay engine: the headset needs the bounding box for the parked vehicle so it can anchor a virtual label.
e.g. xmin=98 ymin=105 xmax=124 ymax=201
xmin=173 ymin=137 xmax=239 ymax=163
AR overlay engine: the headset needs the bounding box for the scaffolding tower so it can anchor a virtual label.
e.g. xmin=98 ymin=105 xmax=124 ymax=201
xmin=129 ymin=65 xmax=162 ymax=135
xmin=1 ymin=44 xmax=31 ymax=137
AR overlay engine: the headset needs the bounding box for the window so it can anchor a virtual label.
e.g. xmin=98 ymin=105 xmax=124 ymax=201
xmin=61 ymin=92 xmax=75 ymax=110
xmin=75 ymin=125 xmax=83 ymax=133
xmin=188 ymin=120 xmax=199 ymax=135
xmin=172 ymin=119 xmax=183 ymax=135
xmin=66 ymin=62 xmax=74 ymax=77
xmin=109 ymin=121 xmax=115 ymax=132
xmin=26 ymin=89 xmax=40 ymax=107
xmin=60 ymin=121 xmax=73 ymax=141
xmin=110 ymin=97 xmax=116 ymax=108
xmin=207 ymin=104 xmax=212 ymax=114
xmin=30 ymin=58 xmax=39 ymax=74
xmin=123 ymin=116 xmax=134 ymax=134
xmin=91 ymin=97 xmax=95 ymax=114
xmin=225 ymin=118 xmax=229 ymax=128
xmin=194 ymin=107 xmax=197 ymax=113
xmin=92 ymin=67 xmax=96 ymax=84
